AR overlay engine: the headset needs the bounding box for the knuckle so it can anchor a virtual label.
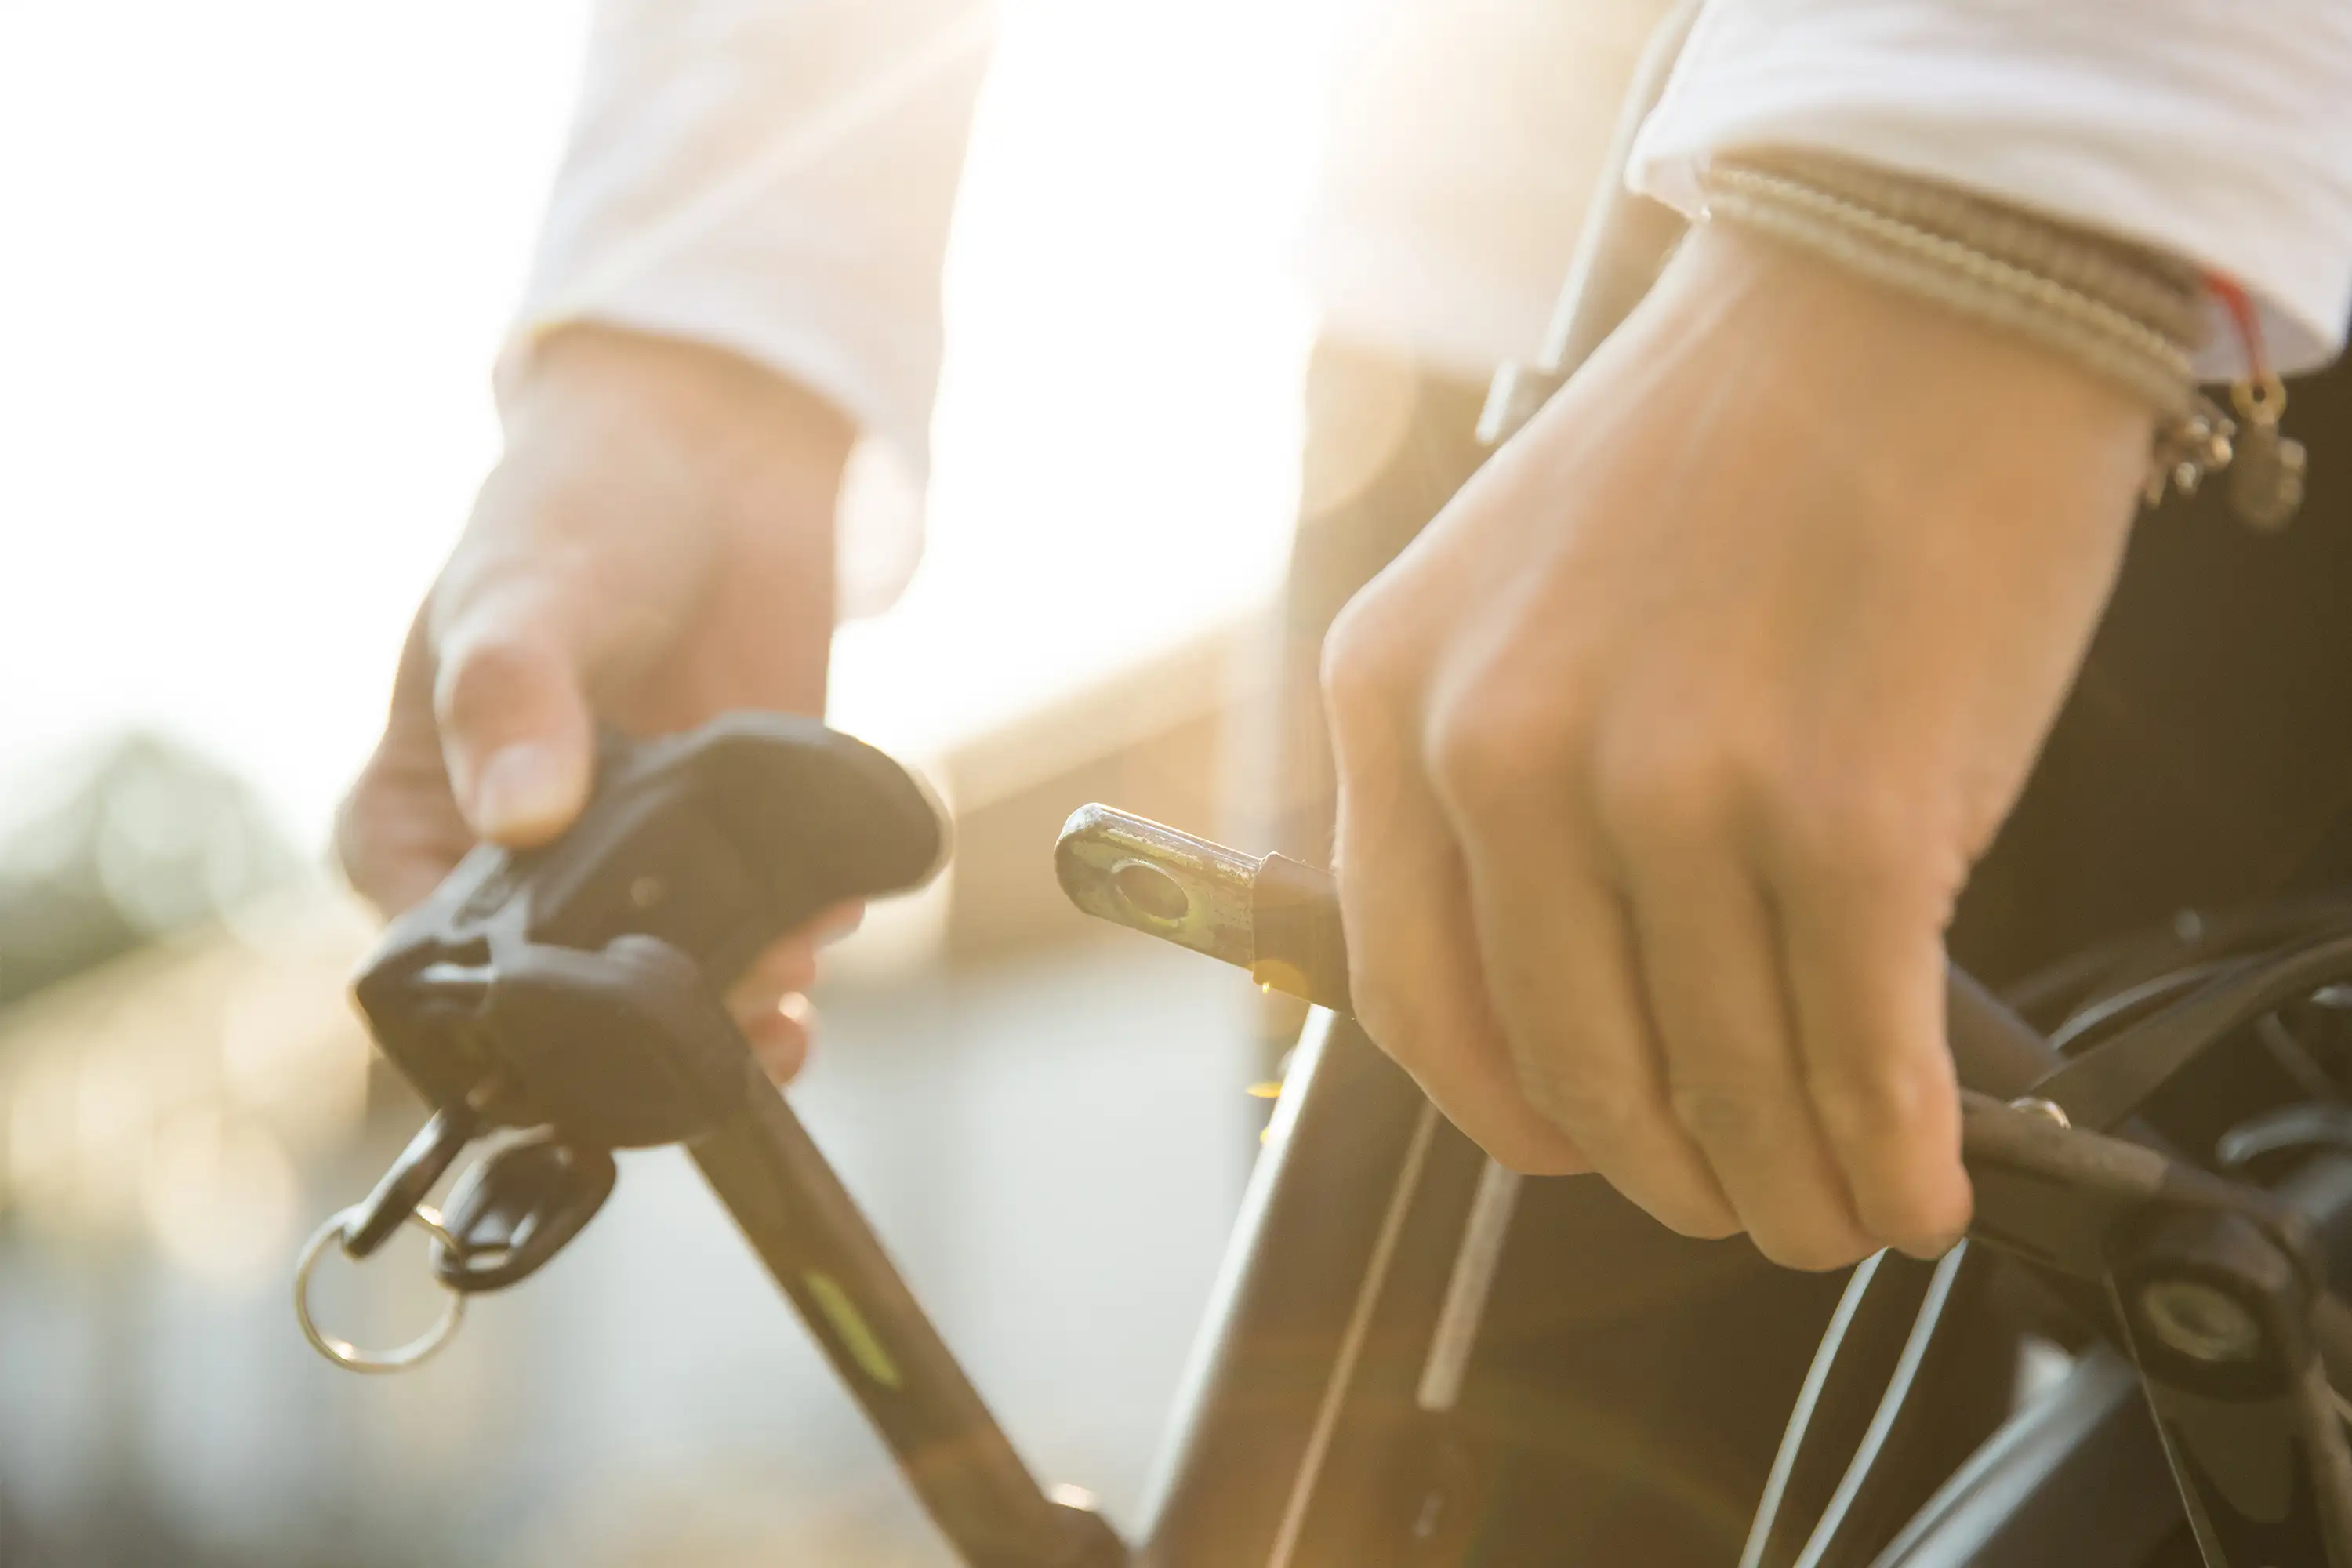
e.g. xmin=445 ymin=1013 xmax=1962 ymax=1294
xmin=1425 ymin=697 xmax=1552 ymax=816
xmin=1788 ymin=809 xmax=1900 ymax=886
xmin=1319 ymin=598 xmax=1399 ymax=729
xmin=1768 ymin=779 xmax=1948 ymax=898
xmin=1809 ymin=1057 xmax=1949 ymax=1156
xmin=1591 ymin=737 xmax=1743 ymax=857
xmin=1668 ymin=1074 xmax=1772 ymax=1152
xmin=1534 ymin=1071 xmax=1667 ymax=1152
xmin=1346 ymin=971 xmax=1418 ymax=1060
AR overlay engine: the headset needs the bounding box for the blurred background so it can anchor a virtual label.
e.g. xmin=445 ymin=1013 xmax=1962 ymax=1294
xmin=0 ymin=0 xmax=1340 ymax=1560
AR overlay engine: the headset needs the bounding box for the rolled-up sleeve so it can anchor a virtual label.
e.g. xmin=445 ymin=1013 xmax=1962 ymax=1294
xmin=1628 ymin=0 xmax=2352 ymax=377
xmin=502 ymin=0 xmax=995 ymax=479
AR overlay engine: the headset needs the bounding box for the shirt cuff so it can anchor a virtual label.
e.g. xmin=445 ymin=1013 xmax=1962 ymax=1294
xmin=498 ymin=0 xmax=994 ymax=481
xmin=1628 ymin=0 xmax=2352 ymax=378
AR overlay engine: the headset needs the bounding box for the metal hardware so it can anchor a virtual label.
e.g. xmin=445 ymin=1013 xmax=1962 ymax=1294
xmin=1056 ymin=806 xmax=1351 ymax=1012
xmin=294 ymin=1203 xmax=466 ymax=1374
xmin=2011 ymin=1096 xmax=2072 ymax=1129
xmin=1054 ymin=805 xmax=1258 ymax=971
xmin=2228 ymin=372 xmax=2307 ymax=532
xmin=2138 ymin=1279 xmax=2264 ymax=1364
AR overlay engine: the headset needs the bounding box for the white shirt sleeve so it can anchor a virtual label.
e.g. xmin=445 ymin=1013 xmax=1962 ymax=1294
xmin=1305 ymin=0 xmax=1685 ymax=381
xmin=501 ymin=0 xmax=996 ymax=480
xmin=1628 ymin=0 xmax=2352 ymax=378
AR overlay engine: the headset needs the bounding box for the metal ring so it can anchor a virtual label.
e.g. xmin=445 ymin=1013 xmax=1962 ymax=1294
xmin=293 ymin=1203 xmax=466 ymax=1374
xmin=2234 ymin=371 xmax=2288 ymax=423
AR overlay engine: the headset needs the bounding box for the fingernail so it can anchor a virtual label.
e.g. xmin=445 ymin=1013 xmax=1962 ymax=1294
xmin=470 ymin=742 xmax=580 ymax=843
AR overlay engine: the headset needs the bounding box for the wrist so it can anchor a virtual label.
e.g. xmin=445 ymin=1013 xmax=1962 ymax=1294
xmin=1647 ymin=225 xmax=2159 ymax=524
xmin=513 ymin=325 xmax=857 ymax=499
xmin=1700 ymin=153 xmax=2203 ymax=416
xmin=1684 ymin=154 xmax=2303 ymax=531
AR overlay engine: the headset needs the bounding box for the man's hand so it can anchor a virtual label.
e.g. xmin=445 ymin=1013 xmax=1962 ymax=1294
xmin=338 ymin=325 xmax=862 ymax=1083
xmin=1322 ymin=227 xmax=2155 ymax=1269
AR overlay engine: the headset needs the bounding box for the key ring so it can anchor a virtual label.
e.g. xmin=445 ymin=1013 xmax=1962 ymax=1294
xmin=294 ymin=1203 xmax=466 ymax=1374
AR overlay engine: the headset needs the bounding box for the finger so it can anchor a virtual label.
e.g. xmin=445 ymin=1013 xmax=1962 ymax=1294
xmin=335 ymin=759 xmax=474 ymax=916
xmin=432 ymin=607 xmax=597 ymax=849
xmin=1330 ymin=701 xmax=1587 ymax=1175
xmin=337 ymin=610 xmax=476 ymax=915
xmin=725 ymin=935 xmax=819 ymax=1029
xmin=745 ymin=993 xmax=815 ymax=1084
xmin=1621 ymin=833 xmax=1873 ymax=1269
xmin=722 ymin=902 xmax=864 ymax=1029
xmin=724 ymin=915 xmax=851 ymax=1031
xmin=1769 ymin=815 xmax=1972 ymax=1257
xmin=1446 ymin=803 xmax=1739 ymax=1238
xmin=809 ymin=899 xmax=866 ymax=947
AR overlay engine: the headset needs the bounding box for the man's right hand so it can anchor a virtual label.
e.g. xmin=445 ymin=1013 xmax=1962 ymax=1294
xmin=337 ymin=325 xmax=863 ymax=1083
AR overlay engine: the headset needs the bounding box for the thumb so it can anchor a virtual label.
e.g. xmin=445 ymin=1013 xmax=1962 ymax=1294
xmin=434 ymin=630 xmax=597 ymax=848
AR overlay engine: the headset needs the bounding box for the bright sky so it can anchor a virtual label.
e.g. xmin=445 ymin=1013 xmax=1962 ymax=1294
xmin=0 ymin=0 xmax=1337 ymax=847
